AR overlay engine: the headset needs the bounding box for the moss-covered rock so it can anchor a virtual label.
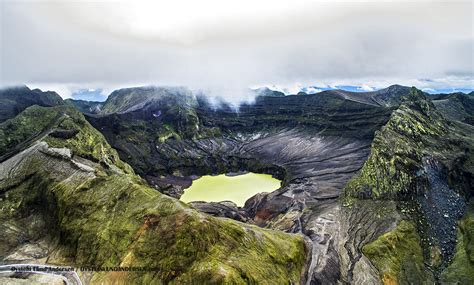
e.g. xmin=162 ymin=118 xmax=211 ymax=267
xmin=344 ymin=88 xmax=452 ymax=199
xmin=0 ymin=104 xmax=132 ymax=173
xmin=344 ymin=87 xmax=473 ymax=199
xmin=43 ymin=107 xmax=133 ymax=173
xmin=0 ymin=105 xmax=63 ymax=156
xmin=362 ymin=220 xmax=432 ymax=284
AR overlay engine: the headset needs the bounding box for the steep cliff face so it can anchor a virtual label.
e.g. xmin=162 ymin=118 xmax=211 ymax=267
xmin=0 ymin=105 xmax=307 ymax=284
xmin=344 ymin=88 xmax=473 ymax=202
xmin=344 ymin=88 xmax=468 ymax=198
xmin=361 ymin=220 xmax=430 ymax=284
xmin=440 ymin=200 xmax=474 ymax=284
xmin=197 ymin=89 xmax=394 ymax=139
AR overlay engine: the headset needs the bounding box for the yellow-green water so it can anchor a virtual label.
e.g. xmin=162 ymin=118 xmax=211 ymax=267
xmin=180 ymin=173 xmax=281 ymax=207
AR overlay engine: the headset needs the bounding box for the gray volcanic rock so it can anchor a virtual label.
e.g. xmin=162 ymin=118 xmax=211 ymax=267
xmin=253 ymin=87 xmax=286 ymax=97
xmin=288 ymin=84 xmax=411 ymax=108
xmin=145 ymin=174 xmax=192 ymax=198
xmin=189 ymin=201 xmax=249 ymax=222
xmin=343 ymin=88 xmax=474 ymax=281
xmin=101 ymin=86 xmax=194 ymax=114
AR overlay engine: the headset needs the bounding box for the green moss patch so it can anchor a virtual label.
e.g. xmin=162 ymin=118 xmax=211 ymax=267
xmin=362 ymin=220 xmax=431 ymax=284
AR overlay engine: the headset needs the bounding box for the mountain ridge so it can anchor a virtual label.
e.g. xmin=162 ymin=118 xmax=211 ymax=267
xmin=0 ymin=85 xmax=63 ymax=122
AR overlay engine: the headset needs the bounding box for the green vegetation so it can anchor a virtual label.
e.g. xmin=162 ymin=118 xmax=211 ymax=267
xmin=2 ymin=85 xmax=473 ymax=284
xmin=362 ymin=220 xmax=431 ymax=284
xmin=0 ymin=86 xmax=63 ymax=122
xmin=0 ymin=105 xmax=63 ymax=155
xmin=344 ymin=87 xmax=472 ymax=199
xmin=48 ymin=173 xmax=304 ymax=284
xmin=0 ymin=104 xmax=131 ymax=172
xmin=43 ymin=107 xmax=132 ymax=173
xmin=157 ymin=123 xmax=181 ymax=142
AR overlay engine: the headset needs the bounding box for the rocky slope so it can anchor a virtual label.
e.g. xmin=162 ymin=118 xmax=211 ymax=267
xmin=86 ymin=85 xmax=473 ymax=284
xmin=431 ymin=92 xmax=474 ymax=125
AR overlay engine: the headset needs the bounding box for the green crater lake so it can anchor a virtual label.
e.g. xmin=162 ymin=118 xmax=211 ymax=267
xmin=180 ymin=173 xmax=281 ymax=207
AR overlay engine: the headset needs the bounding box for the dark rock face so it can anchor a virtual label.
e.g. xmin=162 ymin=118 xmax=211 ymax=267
xmin=189 ymin=201 xmax=249 ymax=222
xmin=144 ymin=174 xmax=192 ymax=198
xmin=48 ymin=129 xmax=80 ymax=139
xmin=416 ymin=157 xmax=466 ymax=271
xmin=197 ymin=90 xmax=395 ymax=139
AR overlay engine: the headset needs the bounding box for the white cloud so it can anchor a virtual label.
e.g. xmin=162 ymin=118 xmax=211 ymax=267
xmin=26 ymin=83 xmax=74 ymax=99
xmin=358 ymin=85 xmax=375 ymax=92
xmin=305 ymin=87 xmax=322 ymax=94
xmin=2 ymin=1 xmax=473 ymax=102
xmin=422 ymin=88 xmax=436 ymax=93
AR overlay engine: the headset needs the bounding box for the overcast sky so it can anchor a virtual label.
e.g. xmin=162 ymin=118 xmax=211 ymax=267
xmin=1 ymin=0 xmax=473 ymax=101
